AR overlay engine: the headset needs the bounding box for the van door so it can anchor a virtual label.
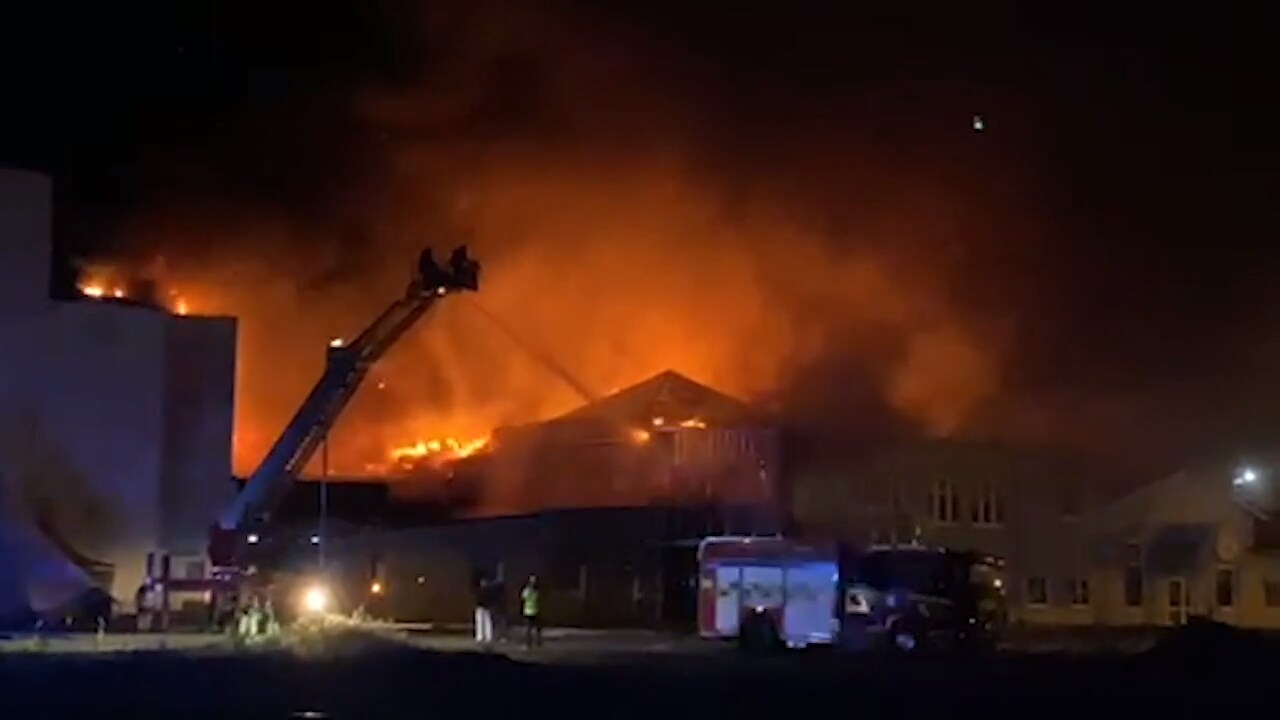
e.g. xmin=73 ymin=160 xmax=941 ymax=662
xmin=714 ymin=566 xmax=742 ymax=635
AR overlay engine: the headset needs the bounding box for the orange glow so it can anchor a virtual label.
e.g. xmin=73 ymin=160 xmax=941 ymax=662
xmin=81 ymin=285 xmax=105 ymax=298
xmin=113 ymin=12 xmax=1011 ymax=486
xmin=678 ymin=418 xmax=707 ymax=429
xmin=111 ymin=287 xmax=125 ymax=298
xmin=174 ymin=298 xmax=190 ymax=316
xmin=630 ymin=428 xmax=651 ymax=444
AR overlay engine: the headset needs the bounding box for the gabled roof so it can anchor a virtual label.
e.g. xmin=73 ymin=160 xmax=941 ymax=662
xmin=552 ymin=370 xmax=760 ymax=427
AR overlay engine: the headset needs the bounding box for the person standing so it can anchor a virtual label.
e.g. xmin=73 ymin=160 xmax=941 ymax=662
xmin=473 ymin=576 xmax=495 ymax=646
xmin=490 ymin=573 xmax=508 ymax=642
xmin=520 ymin=575 xmax=541 ymax=649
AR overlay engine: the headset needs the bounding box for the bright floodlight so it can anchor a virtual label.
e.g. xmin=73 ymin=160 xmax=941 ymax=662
xmin=302 ymin=585 xmax=330 ymax=613
xmin=310 ymin=534 xmax=321 ymax=545
xmin=246 ymin=533 xmax=260 ymax=545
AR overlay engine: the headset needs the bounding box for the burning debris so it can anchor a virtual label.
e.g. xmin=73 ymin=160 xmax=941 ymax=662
xmin=378 ymin=437 xmax=490 ymax=474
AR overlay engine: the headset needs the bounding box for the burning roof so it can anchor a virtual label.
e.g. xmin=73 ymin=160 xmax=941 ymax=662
xmin=554 ymin=370 xmax=761 ymax=428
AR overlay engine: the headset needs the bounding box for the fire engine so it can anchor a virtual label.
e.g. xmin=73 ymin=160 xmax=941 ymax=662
xmin=697 ymin=535 xmax=1007 ymax=652
xmin=138 ymin=246 xmax=481 ymax=625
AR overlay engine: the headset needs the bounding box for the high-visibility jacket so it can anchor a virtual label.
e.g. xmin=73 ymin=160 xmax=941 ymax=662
xmin=521 ymin=586 xmax=540 ymax=617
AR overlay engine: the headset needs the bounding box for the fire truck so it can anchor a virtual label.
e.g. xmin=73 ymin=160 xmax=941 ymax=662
xmin=697 ymin=535 xmax=1007 ymax=652
xmin=139 ymin=246 xmax=481 ymax=625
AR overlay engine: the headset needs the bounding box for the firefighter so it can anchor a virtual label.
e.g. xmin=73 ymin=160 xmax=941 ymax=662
xmin=491 ymin=573 xmax=508 ymax=642
xmin=447 ymin=245 xmax=478 ymax=290
xmin=520 ymin=575 xmax=542 ymax=649
xmin=418 ymin=248 xmax=449 ymax=292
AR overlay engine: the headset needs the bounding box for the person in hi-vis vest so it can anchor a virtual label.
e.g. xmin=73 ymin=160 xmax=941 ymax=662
xmin=520 ymin=576 xmax=542 ymax=648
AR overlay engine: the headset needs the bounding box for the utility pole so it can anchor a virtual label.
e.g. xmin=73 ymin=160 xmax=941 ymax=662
xmin=320 ymin=434 xmax=329 ymax=571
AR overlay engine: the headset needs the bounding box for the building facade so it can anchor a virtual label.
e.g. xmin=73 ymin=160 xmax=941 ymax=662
xmin=791 ymin=439 xmax=1280 ymax=630
xmin=482 ymin=370 xmax=785 ymax=530
xmin=0 ymin=168 xmax=237 ymax=608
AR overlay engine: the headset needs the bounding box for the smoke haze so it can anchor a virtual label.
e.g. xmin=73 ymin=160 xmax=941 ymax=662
xmin=57 ymin=1 xmax=1273 ymax=477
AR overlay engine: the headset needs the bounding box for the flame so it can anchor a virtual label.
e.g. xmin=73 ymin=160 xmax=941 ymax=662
xmin=78 ymin=261 xmax=193 ymax=316
xmin=388 ymin=436 xmax=489 ymax=468
xmin=678 ymin=418 xmax=707 ymax=429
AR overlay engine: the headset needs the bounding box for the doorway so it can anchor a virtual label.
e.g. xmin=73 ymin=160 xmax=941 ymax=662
xmin=1166 ymin=577 xmax=1190 ymax=626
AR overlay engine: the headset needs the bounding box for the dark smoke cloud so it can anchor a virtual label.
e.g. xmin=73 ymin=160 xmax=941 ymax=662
xmin=91 ymin=1 xmax=1280 ymax=477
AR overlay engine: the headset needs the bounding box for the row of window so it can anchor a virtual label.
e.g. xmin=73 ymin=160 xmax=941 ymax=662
xmin=1024 ymin=568 xmax=1280 ymax=609
xmin=1025 ymin=577 xmax=1090 ymax=606
xmin=927 ymin=480 xmax=1004 ymax=525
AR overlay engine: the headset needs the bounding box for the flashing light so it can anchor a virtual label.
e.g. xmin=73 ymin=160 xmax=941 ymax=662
xmin=302 ymin=585 xmax=330 ymax=614
xmin=651 ymin=416 xmax=665 ymax=427
xmin=328 ymin=338 xmax=344 ymax=349
xmin=310 ymin=534 xmax=321 ymax=545
xmin=972 ymin=114 xmax=985 ymax=132
xmin=246 ymin=533 xmax=260 ymax=545
xmin=370 ymin=581 xmax=383 ymax=595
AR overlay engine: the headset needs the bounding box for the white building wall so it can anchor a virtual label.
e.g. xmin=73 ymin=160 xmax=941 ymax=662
xmin=160 ymin=315 xmax=237 ymax=563
xmin=0 ymin=169 xmax=238 ymax=606
xmin=35 ymin=302 xmax=167 ymax=601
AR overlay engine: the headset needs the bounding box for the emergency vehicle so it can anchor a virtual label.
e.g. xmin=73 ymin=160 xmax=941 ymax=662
xmin=697 ymin=536 xmax=1007 ymax=652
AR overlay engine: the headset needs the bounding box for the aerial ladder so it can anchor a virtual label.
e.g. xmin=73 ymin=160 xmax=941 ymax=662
xmin=204 ymin=246 xmax=481 ymax=572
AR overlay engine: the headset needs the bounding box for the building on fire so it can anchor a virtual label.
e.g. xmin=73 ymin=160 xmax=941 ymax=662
xmin=280 ymin=370 xmax=787 ymax=628
xmin=0 ymin=169 xmax=237 ymax=619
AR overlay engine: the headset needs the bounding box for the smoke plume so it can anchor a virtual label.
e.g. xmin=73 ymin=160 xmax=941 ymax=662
xmin=103 ymin=2 xmax=1155 ymax=475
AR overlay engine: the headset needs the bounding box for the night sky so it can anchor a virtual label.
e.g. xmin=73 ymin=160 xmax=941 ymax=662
xmin=1 ymin=2 xmax=1277 ymax=475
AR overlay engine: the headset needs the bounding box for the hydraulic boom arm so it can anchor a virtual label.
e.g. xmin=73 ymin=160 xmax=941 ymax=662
xmin=208 ymin=246 xmax=480 ymax=567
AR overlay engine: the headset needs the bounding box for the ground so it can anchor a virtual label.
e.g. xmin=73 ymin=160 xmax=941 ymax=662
xmin=0 ymin=626 xmax=1265 ymax=718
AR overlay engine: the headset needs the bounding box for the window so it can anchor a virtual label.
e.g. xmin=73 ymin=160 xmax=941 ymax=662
xmin=929 ymin=480 xmax=960 ymax=524
xmin=1124 ymin=565 xmax=1144 ymax=607
xmin=1264 ymin=579 xmax=1280 ymax=608
xmin=1065 ymin=577 xmax=1090 ymax=606
xmin=1026 ymin=576 xmax=1048 ymax=605
xmin=970 ymin=481 xmax=1003 ymax=526
xmin=1215 ymin=567 xmax=1236 ymax=608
